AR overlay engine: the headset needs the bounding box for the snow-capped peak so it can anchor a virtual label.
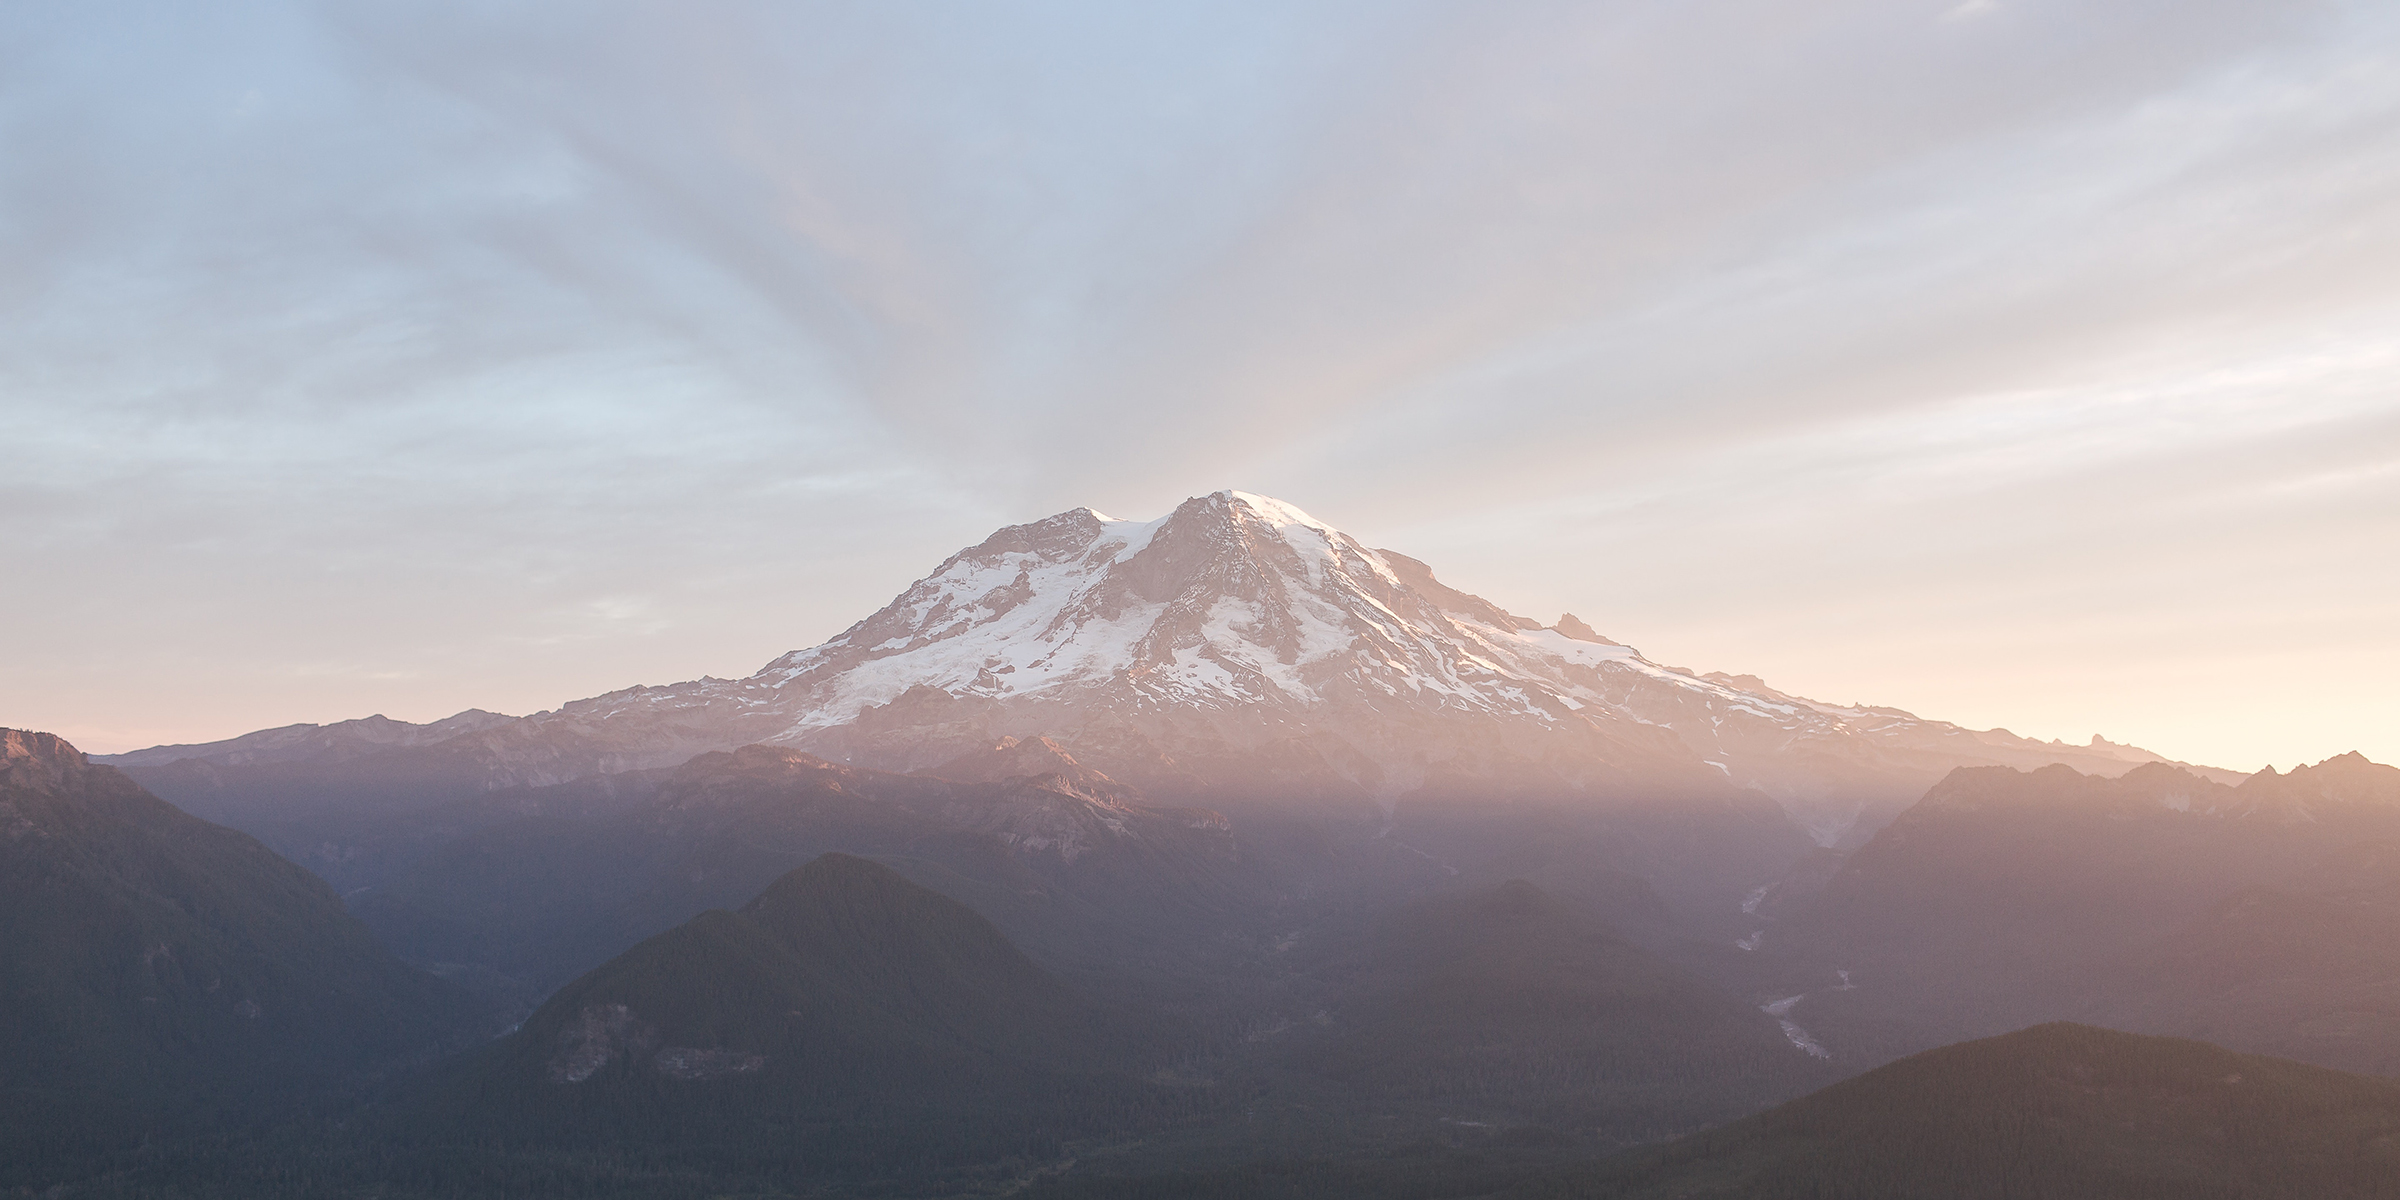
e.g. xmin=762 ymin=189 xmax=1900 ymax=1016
xmin=131 ymin=490 xmax=2218 ymax=849
xmin=751 ymin=491 xmax=1682 ymax=726
xmin=755 ymin=491 xmax=1471 ymax=722
xmin=1222 ymin=489 xmax=1335 ymax=532
xmin=725 ymin=492 xmax=1857 ymax=807
xmin=700 ymin=490 xmax=2206 ymax=842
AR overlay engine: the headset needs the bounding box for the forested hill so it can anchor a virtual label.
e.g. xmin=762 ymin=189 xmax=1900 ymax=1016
xmin=1519 ymin=1022 xmax=2400 ymax=1199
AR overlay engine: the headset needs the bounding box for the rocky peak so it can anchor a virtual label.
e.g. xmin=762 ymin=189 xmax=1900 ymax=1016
xmin=933 ymin=734 xmax=1079 ymax=779
xmin=657 ymin=744 xmax=857 ymax=812
xmin=2233 ymin=751 xmax=2400 ymax=817
xmin=4 ymin=729 xmax=212 ymax=844
xmin=748 ymin=489 xmax=1580 ymax=729
xmin=961 ymin=506 xmax=1110 ymax=562
xmin=1 ymin=728 xmax=94 ymax=795
xmin=929 ymin=735 xmax=1142 ymax=807
xmin=2111 ymin=762 xmax=2231 ymax=812
xmin=1552 ymin=614 xmax=1615 ymax=644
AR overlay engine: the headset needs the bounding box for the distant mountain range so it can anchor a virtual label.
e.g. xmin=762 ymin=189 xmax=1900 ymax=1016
xmin=102 ymin=491 xmax=2234 ymax=850
xmin=18 ymin=491 xmax=2393 ymax=1197
xmin=1755 ymin=752 xmax=2400 ymax=1074
xmin=10 ymin=716 xmax=2400 ymax=1197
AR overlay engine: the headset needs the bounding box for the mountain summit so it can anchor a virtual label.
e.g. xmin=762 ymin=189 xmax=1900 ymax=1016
xmin=745 ymin=489 xmax=1711 ymax=796
xmin=109 ymin=491 xmax=2216 ymax=846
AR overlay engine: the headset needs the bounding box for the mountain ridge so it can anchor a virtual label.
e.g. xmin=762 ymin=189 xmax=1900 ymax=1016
xmin=1759 ymin=752 xmax=2400 ymax=1072
xmin=102 ymin=490 xmax=2236 ymax=847
xmin=408 ymin=852 xmax=1194 ymax=1188
xmin=0 ymin=729 xmax=480 ymax=1182
xmin=1521 ymin=1022 xmax=2400 ymax=1199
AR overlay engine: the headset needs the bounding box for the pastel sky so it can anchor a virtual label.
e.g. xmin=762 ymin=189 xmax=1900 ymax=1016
xmin=5 ymin=1 xmax=2396 ymax=772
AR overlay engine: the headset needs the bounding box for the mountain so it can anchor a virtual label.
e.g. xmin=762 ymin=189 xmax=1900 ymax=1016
xmin=1522 ymin=1023 xmax=2400 ymax=1200
xmin=0 ymin=729 xmax=478 ymax=1183
xmin=104 ymin=708 xmax=519 ymax=771
xmin=1294 ymin=879 xmax=1836 ymax=1142
xmin=416 ymin=853 xmax=1195 ymax=1188
xmin=460 ymin=852 xmax=1098 ymax=1092
xmin=2099 ymin=882 xmax=2400 ymax=1076
xmin=342 ymin=741 xmax=1257 ymax=1006
xmin=99 ymin=709 xmax=522 ymax=832
xmin=1763 ymin=753 xmax=2400 ymax=1072
xmin=105 ymin=491 xmax=2226 ymax=851
xmin=91 ymin=491 xmax=2240 ymax=1019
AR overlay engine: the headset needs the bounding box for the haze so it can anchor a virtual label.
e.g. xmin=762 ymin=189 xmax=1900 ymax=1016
xmin=4 ymin=0 xmax=2395 ymax=771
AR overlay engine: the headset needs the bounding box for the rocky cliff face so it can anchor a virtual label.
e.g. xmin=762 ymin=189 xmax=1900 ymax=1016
xmin=1 ymin=728 xmax=90 ymax=837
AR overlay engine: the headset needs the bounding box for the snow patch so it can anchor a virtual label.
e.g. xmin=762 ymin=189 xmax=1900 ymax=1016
xmin=1760 ymin=995 xmax=1831 ymax=1058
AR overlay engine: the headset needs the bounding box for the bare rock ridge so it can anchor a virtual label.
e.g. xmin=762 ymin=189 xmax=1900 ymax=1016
xmin=0 ymin=729 xmax=128 ymax=844
xmin=101 ymin=709 xmax=518 ymax=769
xmin=103 ymin=489 xmax=2238 ymax=848
xmin=925 ymin=734 xmax=1148 ymax=809
xmin=1550 ymin=613 xmax=1615 ymax=644
xmin=2 ymin=727 xmax=92 ymax=799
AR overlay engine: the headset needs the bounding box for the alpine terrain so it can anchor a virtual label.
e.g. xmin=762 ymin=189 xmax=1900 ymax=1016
xmin=11 ymin=493 xmax=2395 ymax=1199
xmin=107 ymin=491 xmax=2222 ymax=850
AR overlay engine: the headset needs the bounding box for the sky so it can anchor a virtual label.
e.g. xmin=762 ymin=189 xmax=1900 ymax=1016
xmin=3 ymin=0 xmax=2396 ymax=772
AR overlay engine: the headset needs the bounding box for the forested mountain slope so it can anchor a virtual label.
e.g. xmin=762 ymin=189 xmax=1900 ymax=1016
xmin=0 ymin=729 xmax=478 ymax=1184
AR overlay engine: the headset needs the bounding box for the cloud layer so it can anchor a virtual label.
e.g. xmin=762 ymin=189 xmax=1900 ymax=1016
xmin=5 ymin=0 xmax=2396 ymax=769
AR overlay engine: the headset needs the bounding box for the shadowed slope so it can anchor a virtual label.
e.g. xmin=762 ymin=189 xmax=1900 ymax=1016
xmin=418 ymin=853 xmax=1202 ymax=1185
xmin=0 ymin=730 xmax=477 ymax=1181
xmin=1303 ymin=879 xmax=1834 ymax=1140
xmin=1774 ymin=754 xmax=2400 ymax=1069
xmin=1526 ymin=1023 xmax=2400 ymax=1199
xmin=321 ymin=742 xmax=1253 ymax=1007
